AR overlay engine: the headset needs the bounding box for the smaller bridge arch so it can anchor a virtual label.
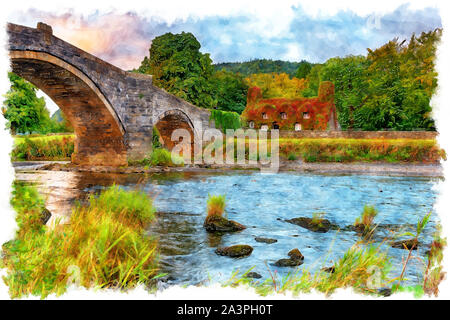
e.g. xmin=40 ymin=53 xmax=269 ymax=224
xmin=154 ymin=109 xmax=199 ymax=151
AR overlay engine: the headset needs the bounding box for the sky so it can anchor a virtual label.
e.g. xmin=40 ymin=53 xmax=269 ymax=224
xmin=5 ymin=2 xmax=444 ymax=114
xmin=9 ymin=3 xmax=442 ymax=71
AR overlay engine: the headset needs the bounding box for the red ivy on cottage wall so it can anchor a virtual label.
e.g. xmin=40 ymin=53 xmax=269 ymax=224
xmin=242 ymin=81 xmax=338 ymax=130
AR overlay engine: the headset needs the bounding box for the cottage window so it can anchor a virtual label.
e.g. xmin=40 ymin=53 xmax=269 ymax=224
xmin=260 ymin=124 xmax=268 ymax=131
xmin=249 ymin=121 xmax=254 ymax=129
xmin=262 ymin=112 xmax=268 ymax=119
xmin=295 ymin=123 xmax=302 ymax=131
xmin=280 ymin=112 xmax=287 ymax=119
xmin=303 ymin=112 xmax=310 ymax=119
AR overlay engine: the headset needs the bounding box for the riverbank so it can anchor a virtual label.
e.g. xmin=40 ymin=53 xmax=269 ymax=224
xmin=13 ymin=160 xmax=444 ymax=177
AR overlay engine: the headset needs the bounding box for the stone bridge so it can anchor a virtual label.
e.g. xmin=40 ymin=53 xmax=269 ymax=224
xmin=7 ymin=22 xmax=215 ymax=166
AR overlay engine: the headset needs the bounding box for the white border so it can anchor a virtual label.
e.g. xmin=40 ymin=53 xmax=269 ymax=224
xmin=0 ymin=0 xmax=449 ymax=300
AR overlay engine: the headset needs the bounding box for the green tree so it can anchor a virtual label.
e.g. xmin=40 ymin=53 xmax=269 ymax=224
xmin=320 ymin=56 xmax=370 ymax=129
xmin=302 ymin=64 xmax=323 ymax=97
xmin=295 ymin=60 xmax=313 ymax=79
xmin=319 ymin=29 xmax=440 ymax=131
xmin=138 ymin=32 xmax=216 ymax=109
xmin=212 ymin=70 xmax=248 ymax=113
xmin=2 ymin=73 xmax=51 ymax=134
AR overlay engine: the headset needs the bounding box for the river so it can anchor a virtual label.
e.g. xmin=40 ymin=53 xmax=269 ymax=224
xmin=15 ymin=169 xmax=441 ymax=289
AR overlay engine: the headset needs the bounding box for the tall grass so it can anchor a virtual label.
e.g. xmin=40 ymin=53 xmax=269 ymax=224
xmin=1 ymin=183 xmax=159 ymax=299
xmin=354 ymin=205 xmax=378 ymax=231
xmin=206 ymin=194 xmax=226 ymax=217
xmin=11 ymin=135 xmax=75 ymax=161
xmin=128 ymin=148 xmax=184 ymax=167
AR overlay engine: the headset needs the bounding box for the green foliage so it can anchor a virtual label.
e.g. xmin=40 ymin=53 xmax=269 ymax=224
xmin=127 ymin=148 xmax=184 ymax=167
xmin=210 ymin=109 xmax=242 ymax=132
xmin=287 ymin=153 xmax=297 ymax=161
xmin=319 ymin=29 xmax=441 ymax=130
xmin=137 ymin=32 xmax=216 ymax=109
xmin=2 ymin=73 xmax=71 ymax=134
xmin=50 ymin=109 xmax=73 ymax=132
xmin=214 ymin=59 xmax=303 ymax=77
xmin=1 ymin=184 xmax=159 ymax=298
xmin=295 ymin=61 xmax=314 ymax=79
xmin=302 ymin=64 xmax=323 ymax=97
xmin=11 ymin=135 xmax=74 ymax=161
xmin=150 ymin=148 xmax=184 ymax=167
xmin=212 ymin=70 xmax=249 ymax=113
xmin=206 ymin=194 xmax=226 ymax=217
xmin=152 ymin=126 xmax=162 ymax=149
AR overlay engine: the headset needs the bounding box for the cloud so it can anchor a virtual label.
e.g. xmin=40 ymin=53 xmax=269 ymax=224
xmin=7 ymin=4 xmax=442 ymax=70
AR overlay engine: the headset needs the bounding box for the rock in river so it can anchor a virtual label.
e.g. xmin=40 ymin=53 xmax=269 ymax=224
xmin=254 ymin=237 xmax=277 ymax=244
xmin=288 ymin=248 xmax=304 ymax=260
xmin=285 ymin=217 xmax=338 ymax=233
xmin=204 ymin=215 xmax=246 ymax=233
xmin=274 ymin=248 xmax=304 ymax=267
xmin=215 ymin=245 xmax=253 ymax=258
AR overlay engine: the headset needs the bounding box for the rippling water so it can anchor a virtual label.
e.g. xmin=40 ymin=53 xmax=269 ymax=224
xmin=16 ymin=170 xmax=440 ymax=288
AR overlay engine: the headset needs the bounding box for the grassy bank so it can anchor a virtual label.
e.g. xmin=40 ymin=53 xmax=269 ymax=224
xmin=10 ymin=134 xmax=445 ymax=164
xmin=12 ymin=134 xmax=75 ymax=161
xmin=278 ymin=138 xmax=444 ymax=163
xmin=1 ymin=183 xmax=159 ymax=298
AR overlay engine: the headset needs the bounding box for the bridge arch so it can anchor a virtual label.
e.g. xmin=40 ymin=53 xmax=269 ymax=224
xmin=154 ymin=109 xmax=198 ymax=151
xmin=10 ymin=50 xmax=127 ymax=166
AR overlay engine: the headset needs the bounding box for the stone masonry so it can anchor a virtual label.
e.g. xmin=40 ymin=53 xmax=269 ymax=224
xmin=7 ymin=22 xmax=214 ymax=166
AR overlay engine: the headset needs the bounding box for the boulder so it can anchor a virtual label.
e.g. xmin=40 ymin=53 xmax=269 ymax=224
xmin=285 ymin=217 xmax=338 ymax=233
xmin=215 ymin=245 xmax=253 ymax=258
xmin=288 ymin=248 xmax=304 ymax=260
xmin=274 ymin=248 xmax=304 ymax=267
xmin=391 ymin=239 xmax=418 ymax=250
xmin=204 ymin=215 xmax=246 ymax=233
xmin=254 ymin=237 xmax=277 ymax=244
xmin=274 ymin=258 xmax=303 ymax=267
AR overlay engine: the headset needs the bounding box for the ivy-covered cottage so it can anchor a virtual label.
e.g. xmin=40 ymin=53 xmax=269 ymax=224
xmin=242 ymin=81 xmax=339 ymax=131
